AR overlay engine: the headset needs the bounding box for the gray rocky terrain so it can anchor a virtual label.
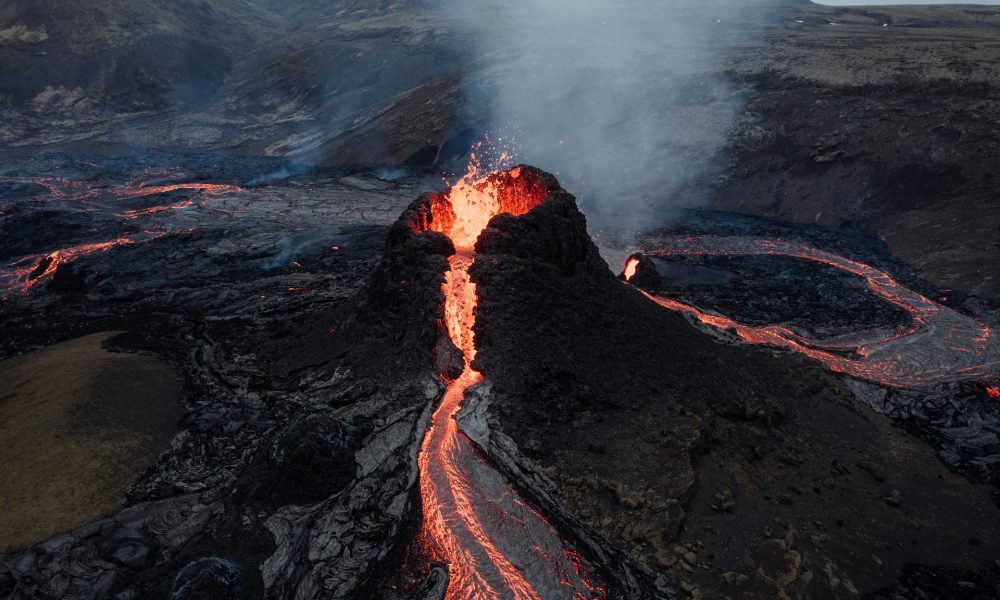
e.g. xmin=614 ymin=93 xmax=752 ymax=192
xmin=717 ymin=3 xmax=1000 ymax=302
xmin=2 ymin=2 xmax=1000 ymax=600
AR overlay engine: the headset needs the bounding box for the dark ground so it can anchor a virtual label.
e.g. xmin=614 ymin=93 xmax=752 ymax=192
xmin=470 ymin=186 xmax=1000 ymax=600
xmin=2 ymin=2 xmax=1000 ymax=600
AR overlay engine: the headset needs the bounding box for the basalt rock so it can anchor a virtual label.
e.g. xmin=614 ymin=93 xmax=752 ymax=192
xmin=170 ymin=557 xmax=243 ymax=600
xmin=97 ymin=527 xmax=159 ymax=570
xmin=335 ymin=192 xmax=455 ymax=383
xmin=468 ymin=169 xmax=1000 ymax=598
xmin=236 ymin=414 xmax=357 ymax=510
xmin=475 ymin=190 xmax=599 ymax=277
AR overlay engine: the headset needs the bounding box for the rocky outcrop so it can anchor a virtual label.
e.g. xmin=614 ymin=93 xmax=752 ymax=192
xmin=468 ymin=170 xmax=1000 ymax=599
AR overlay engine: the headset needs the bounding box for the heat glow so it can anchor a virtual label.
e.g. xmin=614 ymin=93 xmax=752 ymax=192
xmin=634 ymin=235 xmax=1000 ymax=389
xmin=416 ymin=163 xmax=604 ymax=599
xmin=1 ymin=232 xmax=167 ymax=297
xmin=622 ymin=257 xmax=640 ymax=282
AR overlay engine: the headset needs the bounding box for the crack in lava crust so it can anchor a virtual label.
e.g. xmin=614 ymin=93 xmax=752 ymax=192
xmin=417 ymin=167 xmax=603 ymax=599
xmin=632 ymin=235 xmax=1000 ymax=389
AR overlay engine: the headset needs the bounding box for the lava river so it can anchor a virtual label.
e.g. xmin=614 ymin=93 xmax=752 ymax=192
xmin=627 ymin=234 xmax=1000 ymax=389
xmin=0 ymin=173 xmax=241 ymax=297
xmin=417 ymin=167 xmax=604 ymax=599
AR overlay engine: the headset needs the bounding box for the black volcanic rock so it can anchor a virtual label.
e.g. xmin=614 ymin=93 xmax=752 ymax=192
xmin=98 ymin=527 xmax=159 ymax=570
xmin=468 ymin=169 xmax=1000 ymax=598
xmin=336 ymin=193 xmax=455 ymax=382
xmin=476 ymin=191 xmax=600 ymax=276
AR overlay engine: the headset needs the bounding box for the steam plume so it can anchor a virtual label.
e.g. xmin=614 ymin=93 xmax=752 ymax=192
xmin=446 ymin=0 xmax=765 ymax=231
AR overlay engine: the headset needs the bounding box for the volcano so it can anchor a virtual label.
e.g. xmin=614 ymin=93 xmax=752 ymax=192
xmin=2 ymin=163 xmax=1000 ymax=600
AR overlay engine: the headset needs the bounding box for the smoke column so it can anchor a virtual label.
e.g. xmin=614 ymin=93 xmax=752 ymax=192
xmin=446 ymin=0 xmax=768 ymax=231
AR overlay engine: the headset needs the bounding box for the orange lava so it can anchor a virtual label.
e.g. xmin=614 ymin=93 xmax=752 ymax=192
xmin=635 ymin=235 xmax=1000 ymax=389
xmin=119 ymin=199 xmax=195 ymax=219
xmin=0 ymin=173 xmax=243 ymax=298
xmin=416 ymin=161 xmax=603 ymax=599
xmin=116 ymin=182 xmax=242 ymax=199
xmin=987 ymin=385 xmax=1000 ymax=399
xmin=0 ymin=176 xmax=240 ymax=205
xmin=2 ymin=232 xmax=167 ymax=297
xmin=622 ymin=257 xmax=640 ymax=281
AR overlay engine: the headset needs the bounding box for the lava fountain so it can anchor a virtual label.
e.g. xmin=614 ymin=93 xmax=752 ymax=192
xmin=624 ymin=235 xmax=1000 ymax=389
xmin=415 ymin=163 xmax=604 ymax=599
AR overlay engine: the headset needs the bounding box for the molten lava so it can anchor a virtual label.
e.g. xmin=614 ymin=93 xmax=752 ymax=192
xmin=117 ymin=182 xmax=241 ymax=199
xmin=416 ymin=163 xmax=603 ymax=599
xmin=633 ymin=235 xmax=1000 ymax=389
xmin=0 ymin=173 xmax=243 ymax=298
xmin=0 ymin=175 xmax=240 ymax=207
xmin=2 ymin=232 xmax=167 ymax=297
xmin=622 ymin=257 xmax=640 ymax=282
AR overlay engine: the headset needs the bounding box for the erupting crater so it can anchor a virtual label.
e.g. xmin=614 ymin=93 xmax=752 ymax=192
xmin=410 ymin=164 xmax=605 ymax=599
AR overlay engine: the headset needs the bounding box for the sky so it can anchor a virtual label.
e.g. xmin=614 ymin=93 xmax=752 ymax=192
xmin=816 ymin=1 xmax=1000 ymax=4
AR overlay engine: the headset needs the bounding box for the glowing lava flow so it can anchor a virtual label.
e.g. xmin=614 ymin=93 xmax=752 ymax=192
xmin=0 ymin=173 xmax=243 ymax=298
xmin=0 ymin=176 xmax=240 ymax=206
xmin=1 ymin=232 xmax=167 ymax=297
xmin=417 ymin=166 xmax=603 ymax=599
xmin=622 ymin=257 xmax=639 ymax=282
xmin=629 ymin=235 xmax=1000 ymax=389
xmin=115 ymin=182 xmax=241 ymax=198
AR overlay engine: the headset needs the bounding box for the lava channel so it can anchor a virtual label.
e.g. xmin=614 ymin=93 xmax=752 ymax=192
xmin=417 ymin=164 xmax=604 ymax=599
xmin=1 ymin=232 xmax=167 ymax=297
xmin=626 ymin=235 xmax=1000 ymax=389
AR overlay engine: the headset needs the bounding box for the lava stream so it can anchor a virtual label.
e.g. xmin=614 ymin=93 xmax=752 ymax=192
xmin=629 ymin=235 xmax=1000 ymax=388
xmin=0 ymin=173 xmax=243 ymax=298
xmin=1 ymin=232 xmax=167 ymax=297
xmin=417 ymin=165 xmax=603 ymax=599
xmin=0 ymin=175 xmax=239 ymax=202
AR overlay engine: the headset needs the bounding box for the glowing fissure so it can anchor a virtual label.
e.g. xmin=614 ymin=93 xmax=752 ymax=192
xmin=1 ymin=232 xmax=168 ymax=297
xmin=0 ymin=175 xmax=240 ymax=204
xmin=417 ymin=164 xmax=603 ymax=599
xmin=0 ymin=174 xmax=243 ymax=298
xmin=622 ymin=257 xmax=640 ymax=282
xmin=635 ymin=234 xmax=1000 ymax=389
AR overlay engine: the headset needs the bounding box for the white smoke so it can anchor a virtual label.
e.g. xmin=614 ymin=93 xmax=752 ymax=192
xmin=445 ymin=0 xmax=766 ymax=231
